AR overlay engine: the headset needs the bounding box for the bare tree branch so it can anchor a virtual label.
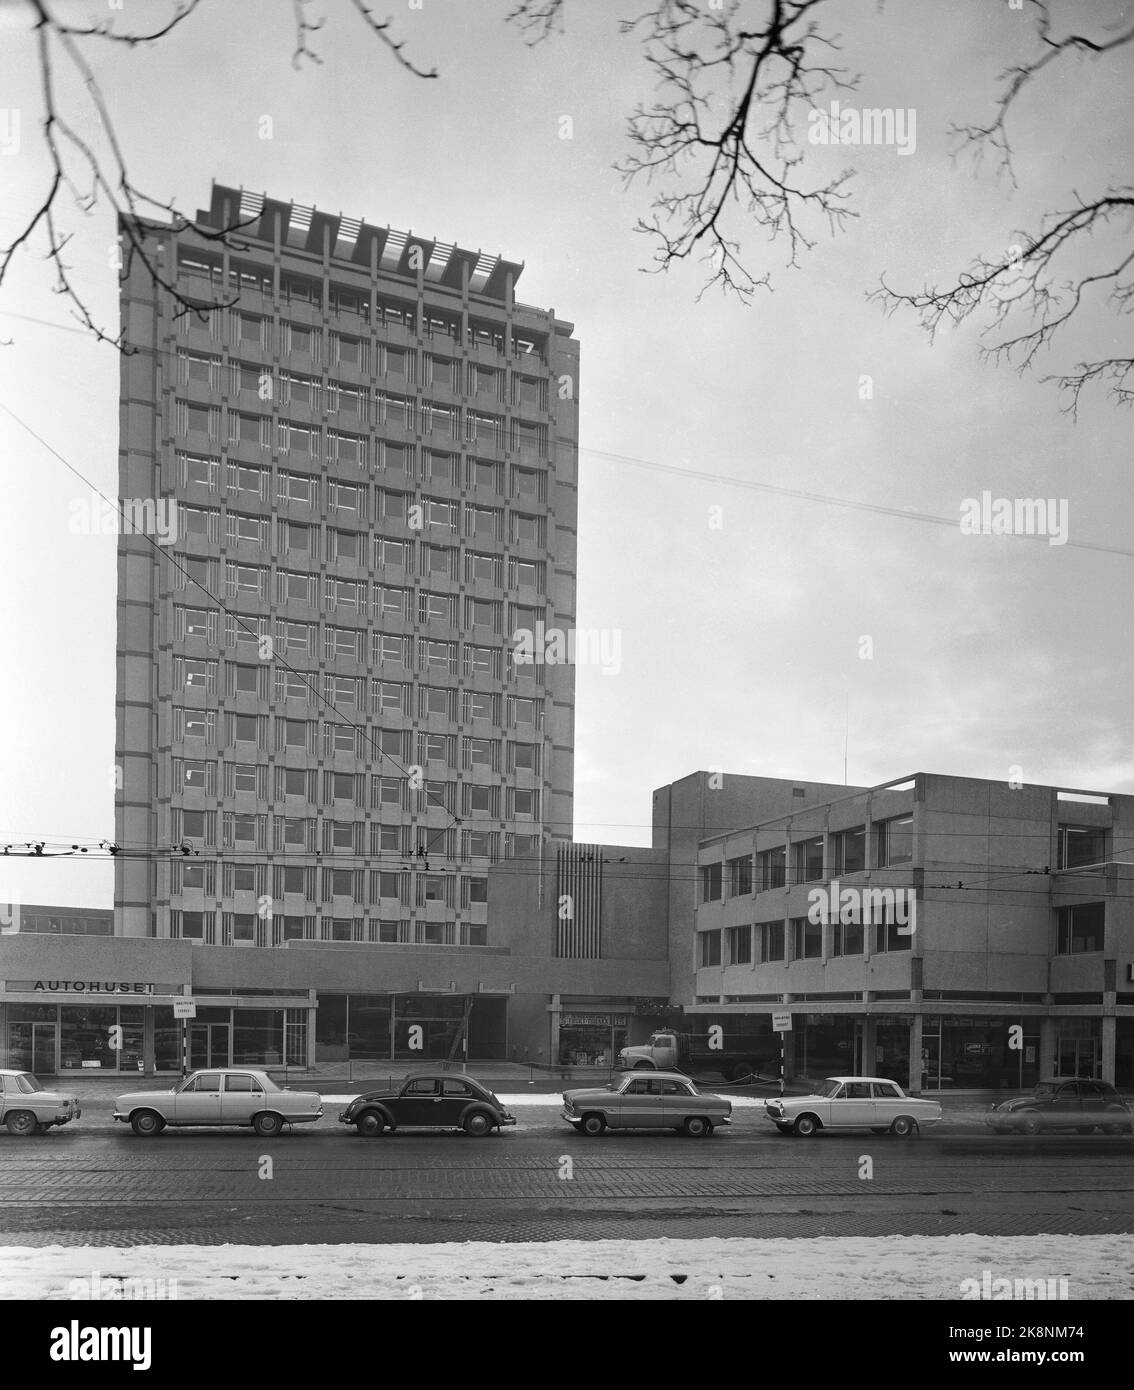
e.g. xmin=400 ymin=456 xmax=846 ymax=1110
xmin=875 ymin=0 xmax=1134 ymax=416
xmin=505 ymin=0 xmax=566 ymax=46
xmin=3 ymin=0 xmax=437 ymax=351
xmin=613 ymin=0 xmax=859 ymax=301
xmin=44 ymin=0 xmax=205 ymax=46
xmin=949 ymin=0 xmax=1134 ymax=186
xmin=292 ymin=0 xmax=326 ymax=69
xmin=347 ymin=0 xmax=438 ymax=77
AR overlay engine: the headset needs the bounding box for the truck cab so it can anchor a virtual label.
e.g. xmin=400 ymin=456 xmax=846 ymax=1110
xmin=618 ymin=1031 xmax=683 ymax=1071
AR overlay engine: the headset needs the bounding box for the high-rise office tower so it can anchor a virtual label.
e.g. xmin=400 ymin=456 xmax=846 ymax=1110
xmin=115 ymin=182 xmax=579 ymax=951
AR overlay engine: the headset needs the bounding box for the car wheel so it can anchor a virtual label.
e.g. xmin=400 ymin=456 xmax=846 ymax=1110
xmin=683 ymin=1116 xmax=712 ymax=1138
xmin=793 ymin=1114 xmax=820 ymax=1137
xmin=252 ymin=1112 xmax=284 ymax=1138
xmin=889 ymin=1116 xmax=918 ymax=1137
xmin=1102 ymin=1107 xmax=1130 ymax=1136
xmin=1019 ymin=1115 xmax=1042 ymax=1136
xmin=581 ymin=1112 xmax=606 ymax=1136
xmin=356 ymin=1110 xmax=385 ymax=1137
xmin=463 ymin=1111 xmax=493 ymax=1137
xmin=5 ymin=1110 xmax=39 ymax=1138
xmin=130 ymin=1110 xmax=164 ymax=1137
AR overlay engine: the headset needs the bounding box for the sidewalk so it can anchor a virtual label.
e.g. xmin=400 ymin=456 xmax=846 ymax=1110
xmin=36 ymin=1063 xmax=1023 ymax=1111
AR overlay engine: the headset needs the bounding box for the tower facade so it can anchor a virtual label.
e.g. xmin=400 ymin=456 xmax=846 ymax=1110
xmin=115 ymin=183 xmax=578 ymax=952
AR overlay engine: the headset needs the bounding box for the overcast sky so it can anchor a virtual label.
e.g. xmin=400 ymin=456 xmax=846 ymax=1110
xmin=1 ymin=0 xmax=1131 ymax=909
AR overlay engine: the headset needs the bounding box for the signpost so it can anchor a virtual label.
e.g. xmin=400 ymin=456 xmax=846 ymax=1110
xmin=772 ymin=1012 xmax=792 ymax=1097
xmin=173 ymin=999 xmax=196 ymax=1077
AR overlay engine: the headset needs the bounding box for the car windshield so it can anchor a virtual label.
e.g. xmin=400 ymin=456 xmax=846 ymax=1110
xmin=14 ymin=1073 xmax=44 ymax=1094
xmin=1033 ymin=1083 xmax=1056 ymax=1098
xmin=816 ymin=1080 xmax=842 ymax=1098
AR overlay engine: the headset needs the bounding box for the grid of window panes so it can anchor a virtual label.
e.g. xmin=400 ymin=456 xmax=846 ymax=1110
xmin=157 ymin=239 xmax=574 ymax=947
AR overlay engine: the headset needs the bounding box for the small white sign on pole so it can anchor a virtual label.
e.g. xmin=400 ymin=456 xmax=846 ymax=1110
xmin=772 ymin=1011 xmax=792 ymax=1032
xmin=173 ymin=1000 xmax=197 ymax=1020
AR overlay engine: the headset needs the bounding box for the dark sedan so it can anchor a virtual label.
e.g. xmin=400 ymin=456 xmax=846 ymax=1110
xmin=988 ymin=1078 xmax=1133 ymax=1134
xmin=338 ymin=1072 xmax=516 ymax=1137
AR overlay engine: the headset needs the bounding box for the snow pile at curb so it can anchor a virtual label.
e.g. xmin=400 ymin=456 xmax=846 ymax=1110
xmin=3 ymin=1234 xmax=1128 ymax=1301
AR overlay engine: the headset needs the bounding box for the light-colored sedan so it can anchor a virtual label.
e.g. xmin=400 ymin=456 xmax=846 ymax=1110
xmin=114 ymin=1068 xmax=322 ymax=1137
xmin=765 ymin=1076 xmax=942 ymax=1137
xmin=562 ymin=1070 xmax=732 ymax=1137
xmin=0 ymin=1070 xmax=81 ymax=1136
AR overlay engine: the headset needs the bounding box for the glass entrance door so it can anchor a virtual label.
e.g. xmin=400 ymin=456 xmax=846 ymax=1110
xmin=7 ymin=1022 xmax=56 ymax=1074
xmin=190 ymin=1023 xmax=230 ymax=1070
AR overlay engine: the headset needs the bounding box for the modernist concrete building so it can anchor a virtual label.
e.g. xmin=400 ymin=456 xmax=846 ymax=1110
xmin=6 ymin=771 xmax=1134 ymax=1083
xmin=0 ymin=774 xmax=880 ymax=1075
xmin=692 ymin=772 xmax=1134 ymax=1090
xmin=107 ymin=182 xmax=581 ymax=1054
xmin=0 ymin=843 xmax=673 ymax=1075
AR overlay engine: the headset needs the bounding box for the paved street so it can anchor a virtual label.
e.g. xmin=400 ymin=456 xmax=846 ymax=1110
xmin=4 ymin=1102 xmax=1134 ymax=1246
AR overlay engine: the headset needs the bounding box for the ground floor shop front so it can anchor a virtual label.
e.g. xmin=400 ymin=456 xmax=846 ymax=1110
xmin=686 ymin=1006 xmax=1134 ymax=1091
xmin=0 ymin=935 xmax=666 ymax=1076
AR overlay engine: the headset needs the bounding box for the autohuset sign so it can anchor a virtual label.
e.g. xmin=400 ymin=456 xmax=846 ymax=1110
xmin=21 ymin=981 xmax=157 ymax=995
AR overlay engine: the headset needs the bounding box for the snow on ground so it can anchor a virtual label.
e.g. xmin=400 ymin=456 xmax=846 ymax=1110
xmin=3 ymin=1236 xmax=1130 ymax=1300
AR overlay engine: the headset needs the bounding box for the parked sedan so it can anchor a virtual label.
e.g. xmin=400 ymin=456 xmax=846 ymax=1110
xmin=988 ymin=1078 xmax=1133 ymax=1135
xmin=561 ymin=1071 xmax=732 ymax=1137
xmin=765 ymin=1076 xmax=942 ymax=1137
xmin=339 ymin=1072 xmax=515 ymax=1136
xmin=114 ymin=1069 xmax=323 ymax=1137
xmin=0 ymin=1070 xmax=81 ymax=1136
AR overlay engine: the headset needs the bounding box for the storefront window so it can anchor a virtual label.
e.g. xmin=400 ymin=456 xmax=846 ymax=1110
xmin=921 ymin=1017 xmax=1040 ymax=1090
xmin=233 ymin=1009 xmax=283 ymax=1065
xmin=60 ymin=1005 xmax=145 ymax=1071
xmin=795 ymin=1016 xmax=855 ymax=1078
xmin=394 ymin=994 xmax=465 ymax=1061
xmin=315 ymin=996 xmax=348 ymax=1062
xmin=557 ymin=1013 xmax=628 ymax=1067
xmin=310 ymin=993 xmax=503 ymax=1063
xmin=153 ymin=1006 xmax=180 ymax=1072
xmin=347 ymin=995 xmax=391 ymax=1060
xmin=874 ymin=1022 xmax=910 ymax=1084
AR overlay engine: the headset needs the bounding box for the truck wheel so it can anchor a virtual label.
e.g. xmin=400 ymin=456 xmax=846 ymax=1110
xmin=5 ymin=1110 xmax=38 ymax=1137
